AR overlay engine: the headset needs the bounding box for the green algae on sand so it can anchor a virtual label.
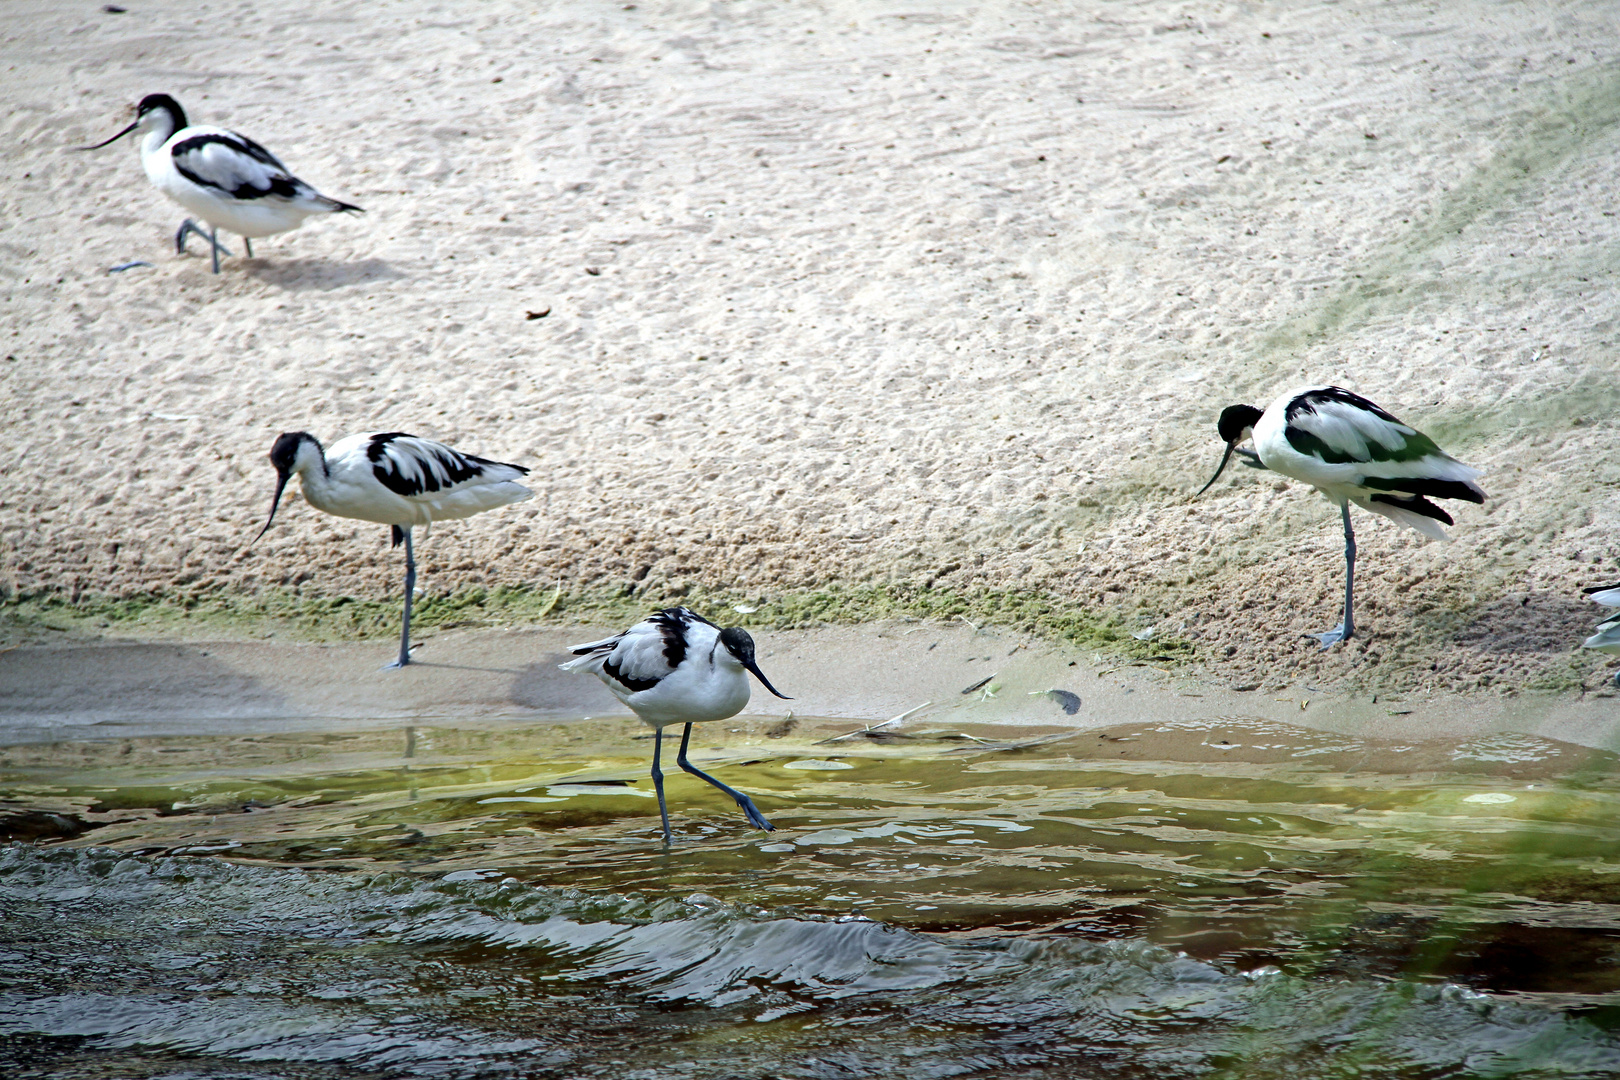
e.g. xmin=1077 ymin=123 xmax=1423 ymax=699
xmin=0 ymin=581 xmax=1192 ymax=661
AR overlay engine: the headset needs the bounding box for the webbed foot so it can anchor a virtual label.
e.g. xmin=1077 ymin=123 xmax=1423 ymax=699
xmin=733 ymin=795 xmax=775 ymax=832
xmin=1306 ymin=624 xmax=1351 ymax=650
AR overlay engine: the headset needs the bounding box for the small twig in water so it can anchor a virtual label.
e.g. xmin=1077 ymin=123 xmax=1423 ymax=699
xmin=818 ymin=701 xmax=931 ymax=743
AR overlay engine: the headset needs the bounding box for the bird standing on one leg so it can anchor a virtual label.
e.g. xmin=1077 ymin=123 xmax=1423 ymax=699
xmin=254 ymin=431 xmax=531 ymax=668
xmin=1198 ymin=385 xmax=1486 ymax=648
xmin=79 ymin=94 xmax=362 ymax=273
xmin=561 ymin=607 xmax=792 ymax=842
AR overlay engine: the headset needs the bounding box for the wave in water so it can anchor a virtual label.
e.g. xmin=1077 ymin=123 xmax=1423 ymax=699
xmin=4 ymin=845 xmax=1619 ymax=1079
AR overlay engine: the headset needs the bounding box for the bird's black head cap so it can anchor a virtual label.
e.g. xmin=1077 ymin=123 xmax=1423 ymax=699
xmin=720 ymin=625 xmax=792 ymax=700
xmin=1197 ymin=404 xmax=1265 ymax=497
xmin=269 ymin=431 xmax=317 ymax=476
xmin=1216 ymin=404 xmax=1264 ymax=444
xmin=255 ymin=432 xmax=320 ymax=545
xmin=718 ymin=626 xmax=755 ymax=662
xmin=136 ymin=93 xmax=186 ymax=128
xmin=77 ymin=93 xmax=187 ymax=152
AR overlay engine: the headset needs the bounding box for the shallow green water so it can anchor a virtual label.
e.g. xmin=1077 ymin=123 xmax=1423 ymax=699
xmin=3 ymin=716 xmax=1620 ymax=1078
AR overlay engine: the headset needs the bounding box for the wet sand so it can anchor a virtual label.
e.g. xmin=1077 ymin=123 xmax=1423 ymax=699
xmin=3 ymin=620 xmax=1617 ymax=753
xmin=3 ymin=1 xmax=1620 ymax=694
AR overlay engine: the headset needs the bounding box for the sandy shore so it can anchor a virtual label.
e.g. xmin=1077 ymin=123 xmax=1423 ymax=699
xmin=3 ymin=622 xmax=1617 ymax=757
xmin=3 ymin=0 xmax=1619 ymax=694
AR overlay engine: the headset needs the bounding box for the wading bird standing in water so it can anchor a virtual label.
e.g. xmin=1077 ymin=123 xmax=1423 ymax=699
xmin=79 ymin=94 xmax=362 ymax=272
xmin=562 ymin=607 xmax=791 ymax=842
xmin=1198 ymin=386 xmax=1485 ymax=648
xmin=254 ymin=431 xmax=531 ymax=668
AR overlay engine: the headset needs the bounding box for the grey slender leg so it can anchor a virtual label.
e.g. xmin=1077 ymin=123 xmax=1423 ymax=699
xmin=385 ymin=528 xmax=415 ymax=669
xmin=675 ymin=723 xmax=774 ymax=832
xmin=175 ymin=219 xmax=232 ymax=268
xmin=651 ymin=729 xmax=672 ymax=844
xmin=175 ymin=219 xmax=202 ymax=253
xmin=243 ymin=236 xmax=254 ymax=258
xmin=1307 ymin=503 xmax=1356 ymax=649
xmin=1341 ymin=503 xmax=1357 ymax=640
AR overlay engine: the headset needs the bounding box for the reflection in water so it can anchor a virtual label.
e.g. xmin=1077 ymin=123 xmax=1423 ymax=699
xmin=2 ymin=715 xmax=1619 ymax=1078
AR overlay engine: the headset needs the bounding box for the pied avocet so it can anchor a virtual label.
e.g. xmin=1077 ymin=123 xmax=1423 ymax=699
xmin=80 ymin=94 xmax=362 ymax=272
xmin=1199 ymin=385 xmax=1485 ymax=648
xmin=561 ymin=607 xmax=791 ymax=842
xmin=1582 ymin=584 xmax=1620 ymax=682
xmin=254 ymin=431 xmax=531 ymax=668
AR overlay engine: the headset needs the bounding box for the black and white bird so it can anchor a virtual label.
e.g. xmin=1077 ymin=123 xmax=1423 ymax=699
xmin=79 ymin=94 xmax=362 ymax=273
xmin=1582 ymin=584 xmax=1620 ymax=676
xmin=1199 ymin=385 xmax=1486 ymax=648
xmin=561 ymin=607 xmax=791 ymax=842
xmin=254 ymin=431 xmax=531 ymax=668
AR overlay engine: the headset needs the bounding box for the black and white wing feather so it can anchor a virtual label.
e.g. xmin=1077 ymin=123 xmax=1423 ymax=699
xmin=171 ymin=129 xmax=361 ymax=211
xmin=364 ymin=432 xmax=528 ymax=498
xmin=1278 ymin=387 xmax=1485 ymax=538
xmin=560 ymin=608 xmax=717 ymax=693
xmin=1584 ymin=583 xmax=1620 ymax=653
xmin=1586 ymin=583 xmax=1620 ymax=609
xmin=1281 ymin=389 xmax=1471 ymax=482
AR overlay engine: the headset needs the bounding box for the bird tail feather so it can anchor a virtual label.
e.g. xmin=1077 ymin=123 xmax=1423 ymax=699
xmin=558 ymin=638 xmax=617 ymax=674
xmin=1352 ymin=495 xmax=1451 ymax=540
xmin=1583 ymin=584 xmax=1620 ymax=608
xmin=1584 ymin=623 xmax=1620 ymax=653
xmin=1359 ymin=475 xmax=1484 ymax=503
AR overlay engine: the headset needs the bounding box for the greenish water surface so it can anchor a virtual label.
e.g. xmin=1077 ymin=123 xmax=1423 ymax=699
xmin=2 ymin=715 xmax=1619 ymax=1078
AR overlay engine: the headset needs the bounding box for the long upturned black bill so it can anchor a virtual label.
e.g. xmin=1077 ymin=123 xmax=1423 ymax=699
xmin=77 ymin=120 xmax=139 ymax=151
xmin=1196 ymin=441 xmax=1237 ymax=497
xmin=252 ymin=471 xmax=291 ymax=545
xmin=744 ymin=658 xmax=792 ymax=700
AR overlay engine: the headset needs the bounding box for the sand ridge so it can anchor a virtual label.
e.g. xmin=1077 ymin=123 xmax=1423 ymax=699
xmin=2 ymin=0 xmax=1619 ymax=694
